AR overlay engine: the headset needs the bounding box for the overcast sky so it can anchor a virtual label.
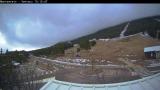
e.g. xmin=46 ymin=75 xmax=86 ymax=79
xmin=0 ymin=4 xmax=160 ymax=51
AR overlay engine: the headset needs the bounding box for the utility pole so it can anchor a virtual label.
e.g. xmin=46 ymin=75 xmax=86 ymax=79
xmin=90 ymin=51 xmax=96 ymax=72
xmin=6 ymin=49 xmax=9 ymax=54
xmin=157 ymin=30 xmax=160 ymax=40
xmin=90 ymin=52 xmax=93 ymax=72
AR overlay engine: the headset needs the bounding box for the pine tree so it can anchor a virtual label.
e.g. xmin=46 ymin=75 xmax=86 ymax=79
xmin=0 ymin=48 xmax=2 ymax=54
xmin=6 ymin=49 xmax=9 ymax=54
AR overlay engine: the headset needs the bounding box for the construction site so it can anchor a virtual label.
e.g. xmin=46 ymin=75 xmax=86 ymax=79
xmin=30 ymin=32 xmax=160 ymax=85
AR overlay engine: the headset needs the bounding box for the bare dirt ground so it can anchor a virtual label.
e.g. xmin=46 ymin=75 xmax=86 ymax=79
xmin=29 ymin=34 xmax=159 ymax=84
xmin=55 ymin=67 xmax=140 ymax=84
xmin=64 ymin=34 xmax=160 ymax=65
xmin=50 ymin=34 xmax=160 ymax=84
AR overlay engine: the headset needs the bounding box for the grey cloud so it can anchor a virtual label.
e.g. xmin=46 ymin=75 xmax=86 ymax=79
xmin=0 ymin=4 xmax=160 ymax=51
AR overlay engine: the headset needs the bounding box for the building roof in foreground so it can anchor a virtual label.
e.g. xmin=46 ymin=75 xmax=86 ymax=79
xmin=40 ymin=73 xmax=160 ymax=90
xmin=144 ymin=45 xmax=160 ymax=52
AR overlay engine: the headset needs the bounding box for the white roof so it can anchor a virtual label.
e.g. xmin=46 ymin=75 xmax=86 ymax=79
xmin=40 ymin=73 xmax=160 ymax=90
xmin=13 ymin=62 xmax=20 ymax=66
xmin=144 ymin=46 xmax=160 ymax=52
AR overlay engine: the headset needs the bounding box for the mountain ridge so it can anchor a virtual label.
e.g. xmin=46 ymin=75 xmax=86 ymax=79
xmin=30 ymin=15 xmax=160 ymax=56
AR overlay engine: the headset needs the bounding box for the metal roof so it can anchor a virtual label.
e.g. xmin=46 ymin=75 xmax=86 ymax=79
xmin=40 ymin=73 xmax=160 ymax=90
xmin=144 ymin=45 xmax=160 ymax=52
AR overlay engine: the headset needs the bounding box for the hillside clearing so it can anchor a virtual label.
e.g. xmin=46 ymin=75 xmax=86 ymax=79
xmin=64 ymin=33 xmax=160 ymax=65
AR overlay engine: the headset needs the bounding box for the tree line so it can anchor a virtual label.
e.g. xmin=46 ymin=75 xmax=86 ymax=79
xmin=124 ymin=16 xmax=160 ymax=39
xmin=30 ymin=15 xmax=160 ymax=57
xmin=30 ymin=42 xmax=73 ymax=57
xmin=30 ymin=40 xmax=96 ymax=57
xmin=0 ymin=49 xmax=29 ymax=89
